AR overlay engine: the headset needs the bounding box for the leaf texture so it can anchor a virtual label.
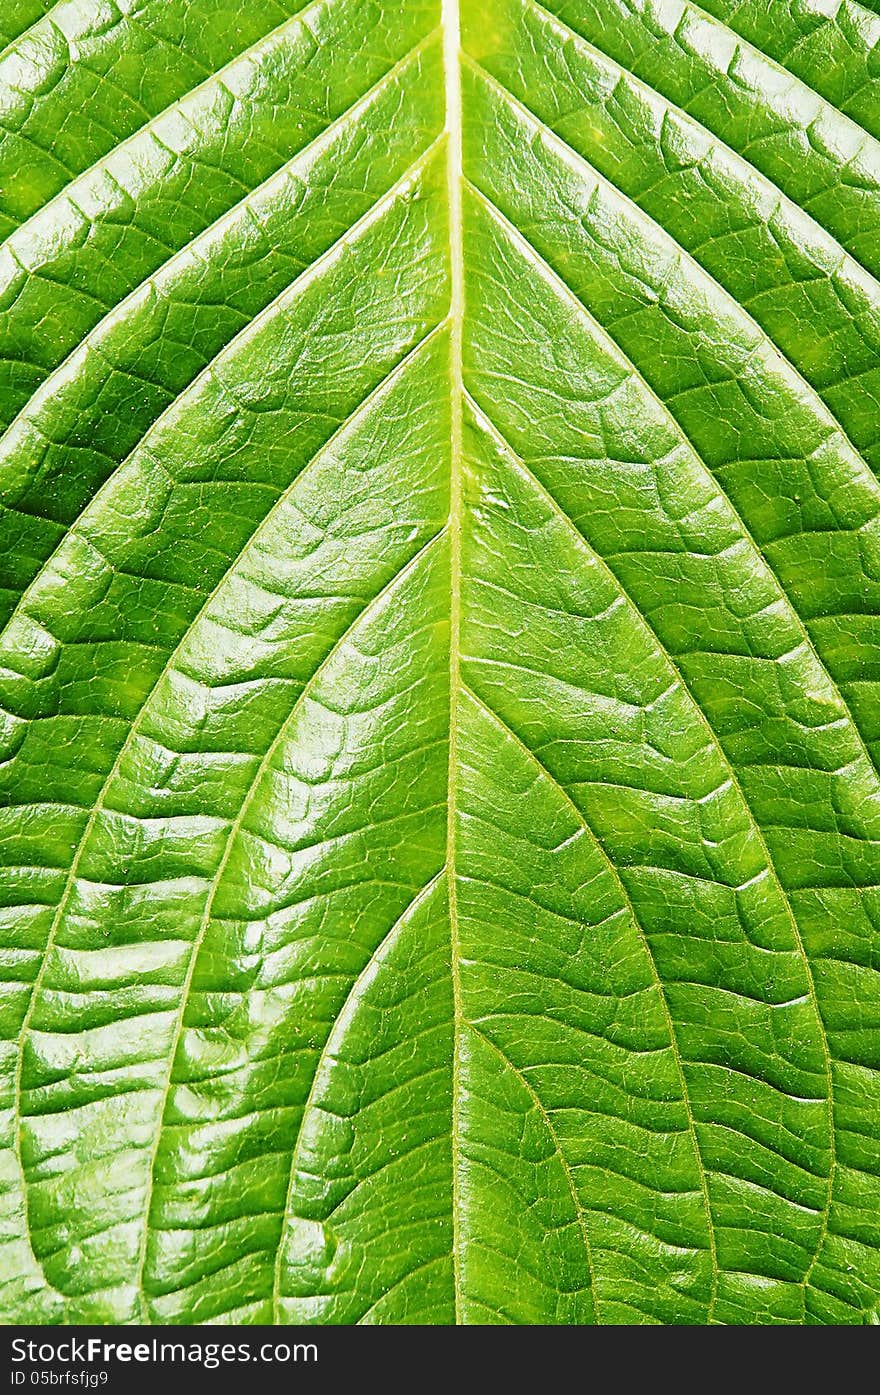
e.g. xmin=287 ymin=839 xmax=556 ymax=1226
xmin=0 ymin=0 xmax=879 ymax=1326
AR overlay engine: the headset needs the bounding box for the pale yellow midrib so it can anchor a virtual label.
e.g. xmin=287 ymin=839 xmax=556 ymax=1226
xmin=441 ymin=0 xmax=465 ymax=1329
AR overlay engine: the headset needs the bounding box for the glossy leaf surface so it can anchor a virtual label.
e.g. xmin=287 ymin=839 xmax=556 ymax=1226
xmin=1 ymin=0 xmax=879 ymax=1326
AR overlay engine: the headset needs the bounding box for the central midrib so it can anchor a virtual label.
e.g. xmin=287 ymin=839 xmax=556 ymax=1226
xmin=441 ymin=0 xmax=466 ymax=1327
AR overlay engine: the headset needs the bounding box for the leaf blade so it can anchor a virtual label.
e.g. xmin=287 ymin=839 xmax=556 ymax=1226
xmin=1 ymin=0 xmax=879 ymax=1326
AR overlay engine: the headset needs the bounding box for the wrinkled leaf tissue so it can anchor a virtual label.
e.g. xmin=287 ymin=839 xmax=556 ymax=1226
xmin=0 ymin=0 xmax=879 ymax=1326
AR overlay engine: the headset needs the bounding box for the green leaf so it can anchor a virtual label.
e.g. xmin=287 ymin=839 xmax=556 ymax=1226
xmin=1 ymin=0 xmax=879 ymax=1326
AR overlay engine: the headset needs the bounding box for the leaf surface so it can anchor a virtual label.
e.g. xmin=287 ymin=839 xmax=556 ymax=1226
xmin=1 ymin=0 xmax=879 ymax=1326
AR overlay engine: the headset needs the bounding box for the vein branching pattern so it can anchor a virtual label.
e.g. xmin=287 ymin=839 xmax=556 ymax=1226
xmin=1 ymin=0 xmax=879 ymax=1325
